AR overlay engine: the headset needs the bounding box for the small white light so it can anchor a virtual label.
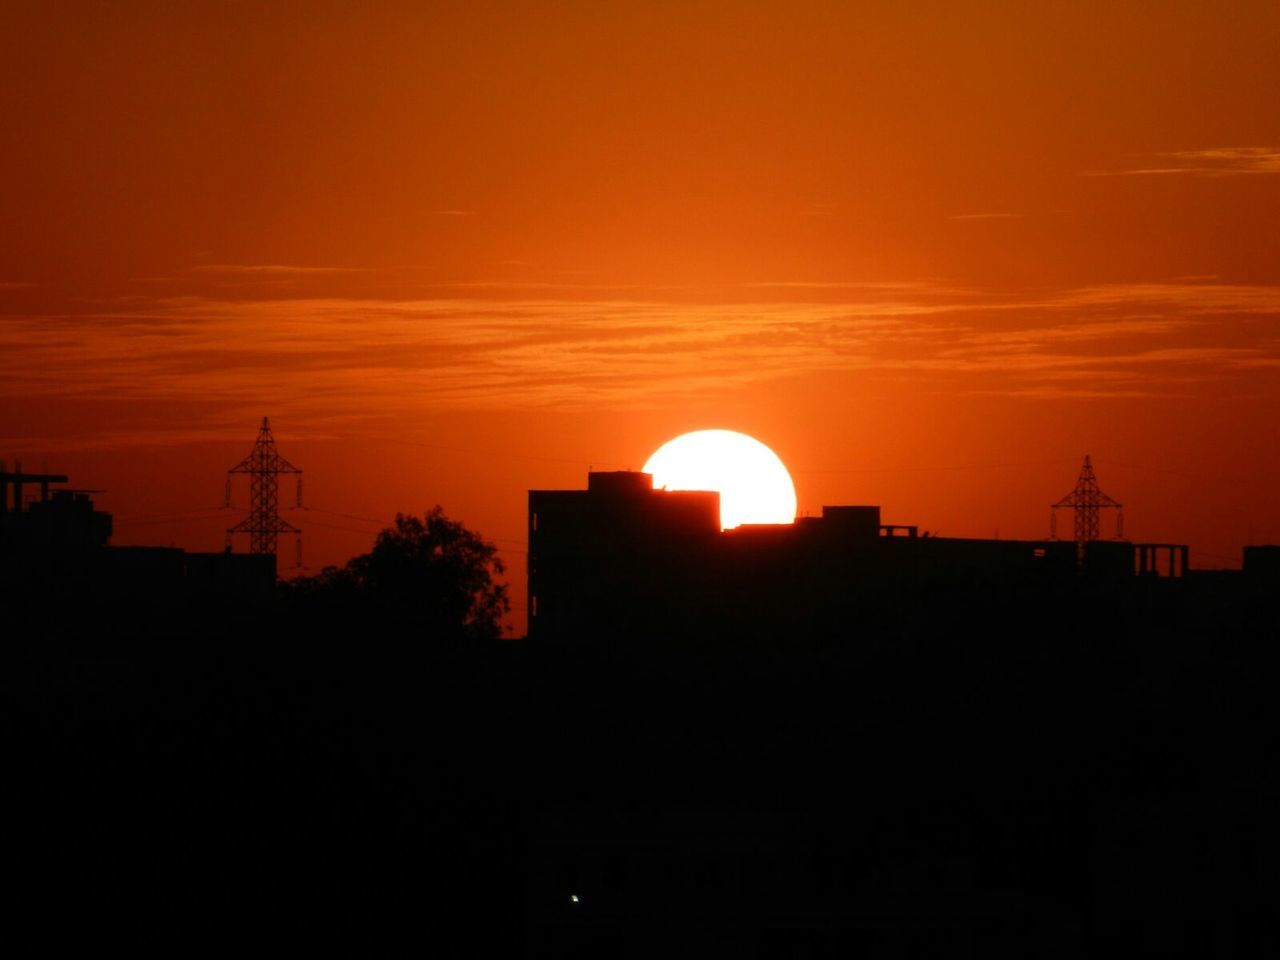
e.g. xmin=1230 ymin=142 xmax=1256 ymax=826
xmin=569 ymin=894 xmax=580 ymax=904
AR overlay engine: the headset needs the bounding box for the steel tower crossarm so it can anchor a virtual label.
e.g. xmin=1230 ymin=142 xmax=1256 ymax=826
xmin=225 ymin=417 xmax=303 ymax=563
xmin=1050 ymin=454 xmax=1123 ymax=559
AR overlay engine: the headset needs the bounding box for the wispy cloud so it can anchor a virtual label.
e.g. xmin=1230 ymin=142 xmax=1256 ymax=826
xmin=2 ymin=281 xmax=1278 ymax=447
xmin=188 ymin=264 xmax=368 ymax=276
xmin=1087 ymin=147 xmax=1280 ymax=177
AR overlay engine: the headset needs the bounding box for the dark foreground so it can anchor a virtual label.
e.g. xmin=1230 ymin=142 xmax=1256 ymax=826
xmin=5 ymin=575 xmax=1279 ymax=957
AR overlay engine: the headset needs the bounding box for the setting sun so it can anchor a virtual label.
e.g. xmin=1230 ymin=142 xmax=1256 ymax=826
xmin=643 ymin=430 xmax=797 ymax=530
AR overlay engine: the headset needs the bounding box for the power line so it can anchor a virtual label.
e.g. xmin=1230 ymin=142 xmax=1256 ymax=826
xmin=1099 ymin=458 xmax=1276 ymax=487
xmin=304 ymin=517 xmax=386 ymax=536
xmin=114 ymin=505 xmax=226 ymax=523
xmin=301 ymin=506 xmax=387 ymax=527
xmin=331 ymin=431 xmax=603 ymax=467
xmin=795 ymin=458 xmax=1076 ymax=475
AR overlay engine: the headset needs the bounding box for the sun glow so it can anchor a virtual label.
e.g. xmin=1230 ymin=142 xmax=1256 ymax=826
xmin=643 ymin=430 xmax=797 ymax=530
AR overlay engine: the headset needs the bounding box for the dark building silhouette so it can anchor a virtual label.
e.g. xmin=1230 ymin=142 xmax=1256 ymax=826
xmin=1 ymin=467 xmax=113 ymax=585
xmin=1243 ymin=544 xmax=1280 ymax=580
xmin=6 ymin=462 xmax=1279 ymax=956
xmin=527 ymin=471 xmax=1208 ymax=644
xmin=1 ymin=466 xmax=276 ymax=634
xmin=528 ymin=471 xmax=722 ymax=642
xmin=523 ymin=471 xmax=1280 ymax=957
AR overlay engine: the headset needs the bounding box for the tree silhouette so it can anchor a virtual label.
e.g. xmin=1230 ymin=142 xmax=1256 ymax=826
xmin=290 ymin=507 xmax=509 ymax=640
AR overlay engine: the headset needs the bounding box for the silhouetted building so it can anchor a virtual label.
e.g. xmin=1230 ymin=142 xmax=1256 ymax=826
xmin=2 ymin=466 xmax=276 ymax=633
xmin=1 ymin=469 xmax=113 ymax=586
xmin=529 ymin=471 xmax=721 ymax=642
xmin=528 ymin=471 xmax=1208 ymax=644
xmin=1244 ymin=544 xmax=1280 ymax=580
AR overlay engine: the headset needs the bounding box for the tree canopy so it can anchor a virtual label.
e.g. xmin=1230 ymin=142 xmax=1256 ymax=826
xmin=290 ymin=507 xmax=510 ymax=641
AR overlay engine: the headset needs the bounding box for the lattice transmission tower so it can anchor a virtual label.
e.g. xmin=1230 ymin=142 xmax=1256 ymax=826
xmin=226 ymin=417 xmax=303 ymax=565
xmin=1050 ymin=454 xmax=1123 ymax=559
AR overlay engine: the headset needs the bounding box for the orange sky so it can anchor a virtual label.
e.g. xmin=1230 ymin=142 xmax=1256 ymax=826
xmin=3 ymin=2 xmax=1279 ymax=634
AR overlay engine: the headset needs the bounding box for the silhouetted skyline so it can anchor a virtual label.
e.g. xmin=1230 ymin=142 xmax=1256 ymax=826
xmin=2 ymin=4 xmax=1279 ymax=633
xmin=4 ymin=7 xmax=1280 ymax=951
xmin=5 ymin=452 xmax=1277 ymax=955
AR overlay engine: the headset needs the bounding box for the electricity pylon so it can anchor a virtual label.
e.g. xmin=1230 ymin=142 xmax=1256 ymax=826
xmin=226 ymin=417 xmax=302 ymax=565
xmin=1050 ymin=454 xmax=1123 ymax=560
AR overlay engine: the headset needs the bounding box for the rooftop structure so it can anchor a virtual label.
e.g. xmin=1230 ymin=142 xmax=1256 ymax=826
xmin=2 ymin=464 xmax=277 ymax=632
xmin=529 ymin=471 xmax=1153 ymax=643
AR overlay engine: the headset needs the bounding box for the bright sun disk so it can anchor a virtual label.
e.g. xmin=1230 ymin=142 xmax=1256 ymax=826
xmin=642 ymin=430 xmax=797 ymax=530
